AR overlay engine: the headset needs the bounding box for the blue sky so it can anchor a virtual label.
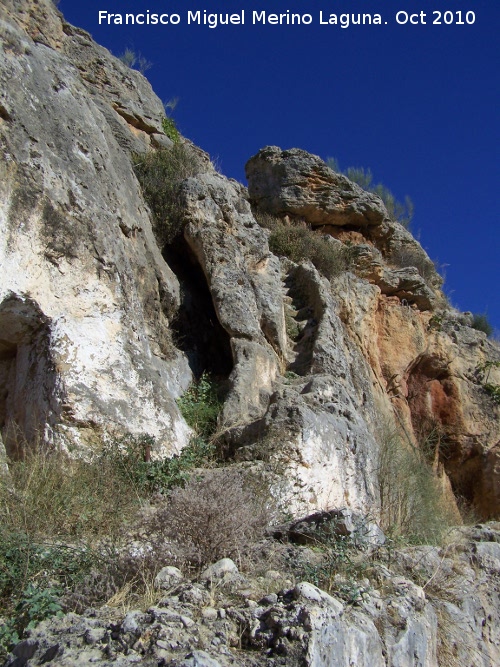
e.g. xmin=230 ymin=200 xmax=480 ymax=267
xmin=59 ymin=0 xmax=499 ymax=333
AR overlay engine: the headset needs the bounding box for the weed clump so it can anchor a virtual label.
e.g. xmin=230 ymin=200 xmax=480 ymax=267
xmin=326 ymin=158 xmax=414 ymax=229
xmin=255 ymin=211 xmax=352 ymax=280
xmin=297 ymin=519 xmax=372 ymax=604
xmin=118 ymin=48 xmax=152 ymax=74
xmin=133 ymin=143 xmax=204 ymax=247
xmin=471 ymin=313 xmax=493 ymax=337
xmin=177 ymin=372 xmax=223 ymax=440
xmin=389 ymin=245 xmax=438 ymax=283
xmin=376 ymin=427 xmax=454 ymax=544
xmin=150 ymin=468 xmax=270 ymax=569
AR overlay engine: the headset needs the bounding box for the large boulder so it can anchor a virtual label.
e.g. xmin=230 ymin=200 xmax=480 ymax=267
xmin=246 ymin=146 xmax=387 ymax=227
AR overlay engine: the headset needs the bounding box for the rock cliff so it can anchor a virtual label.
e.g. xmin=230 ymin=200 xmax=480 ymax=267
xmin=1 ymin=1 xmax=499 ymax=665
xmin=1 ymin=0 xmax=499 ymax=519
xmin=0 ymin=0 xmax=192 ymax=456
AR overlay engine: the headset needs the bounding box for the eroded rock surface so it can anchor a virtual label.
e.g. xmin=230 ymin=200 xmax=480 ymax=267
xmin=1 ymin=7 xmax=500 ymax=666
xmin=0 ymin=0 xmax=193 ymax=455
xmin=243 ymin=146 xmax=499 ymax=518
xmin=246 ymin=146 xmax=387 ymax=227
xmin=1 ymin=1 xmax=498 ymax=516
xmin=180 ymin=173 xmax=285 ymax=425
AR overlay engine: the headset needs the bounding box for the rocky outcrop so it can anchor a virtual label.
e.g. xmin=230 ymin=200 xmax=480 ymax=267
xmin=246 ymin=146 xmax=387 ymax=227
xmin=180 ymin=174 xmax=285 ymax=425
xmin=1 ymin=2 xmax=500 ymax=665
xmin=0 ymin=0 xmax=193 ymax=455
xmin=246 ymin=146 xmax=445 ymax=309
xmin=244 ymin=147 xmax=499 ymax=517
xmin=1 ymin=0 xmax=498 ymax=518
xmin=1 ymin=0 xmax=500 ymax=508
xmin=334 ymin=274 xmax=500 ymax=516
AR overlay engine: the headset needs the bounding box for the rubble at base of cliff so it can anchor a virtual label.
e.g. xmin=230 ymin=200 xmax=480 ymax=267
xmin=4 ymin=523 xmax=500 ymax=667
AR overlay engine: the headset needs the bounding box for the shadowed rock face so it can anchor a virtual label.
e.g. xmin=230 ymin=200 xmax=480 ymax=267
xmin=0 ymin=294 xmax=58 ymax=455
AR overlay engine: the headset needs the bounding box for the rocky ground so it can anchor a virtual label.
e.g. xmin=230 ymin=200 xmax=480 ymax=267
xmin=4 ymin=522 xmax=500 ymax=667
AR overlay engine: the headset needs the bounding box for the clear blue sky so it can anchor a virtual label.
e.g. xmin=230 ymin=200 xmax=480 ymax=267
xmin=59 ymin=0 xmax=499 ymax=333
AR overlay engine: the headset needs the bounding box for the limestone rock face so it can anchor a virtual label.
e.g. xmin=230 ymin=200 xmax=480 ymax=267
xmin=1 ymin=0 xmax=498 ymax=524
xmin=0 ymin=0 xmax=192 ymax=455
xmin=2 ymin=3 xmax=500 ymax=664
xmin=334 ymin=274 xmax=500 ymax=516
xmin=245 ymin=146 xmax=499 ymax=518
xmin=225 ymin=260 xmax=383 ymax=517
xmin=180 ymin=173 xmax=285 ymax=424
xmin=246 ymin=146 xmax=387 ymax=227
xmin=246 ymin=146 xmax=444 ymax=309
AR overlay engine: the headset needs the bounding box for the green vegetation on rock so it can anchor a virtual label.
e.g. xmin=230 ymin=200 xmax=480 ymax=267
xmin=133 ymin=143 xmax=203 ymax=246
xmin=471 ymin=312 xmax=494 ymax=337
xmin=255 ymin=211 xmax=353 ymax=279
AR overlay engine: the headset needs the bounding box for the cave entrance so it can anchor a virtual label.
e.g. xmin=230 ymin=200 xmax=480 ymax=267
xmin=0 ymin=294 xmax=57 ymax=458
xmin=164 ymin=238 xmax=233 ymax=382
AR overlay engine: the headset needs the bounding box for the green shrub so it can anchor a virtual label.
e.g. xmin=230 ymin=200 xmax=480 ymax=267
xmin=161 ymin=116 xmax=180 ymax=143
xmin=0 ymin=529 xmax=97 ymax=659
xmin=255 ymin=212 xmax=352 ymax=279
xmin=133 ymin=143 xmax=204 ymax=247
xmin=0 ymin=531 xmax=95 ymax=600
xmin=107 ymin=433 xmax=217 ymax=494
xmin=471 ymin=313 xmax=493 ymax=337
xmin=15 ymin=585 xmax=63 ymax=631
xmin=345 ymin=165 xmax=374 ymax=190
xmin=0 ymin=619 xmax=19 ymax=661
xmin=177 ymin=372 xmax=222 ymax=440
xmin=483 ymin=383 xmax=500 ymax=404
xmin=326 ymin=158 xmax=414 ymax=229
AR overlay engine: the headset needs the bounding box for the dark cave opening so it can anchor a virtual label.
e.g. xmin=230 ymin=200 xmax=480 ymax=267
xmin=0 ymin=294 xmax=57 ymax=458
xmin=163 ymin=237 xmax=233 ymax=381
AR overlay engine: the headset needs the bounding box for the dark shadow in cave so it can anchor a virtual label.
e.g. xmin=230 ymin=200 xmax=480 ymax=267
xmin=163 ymin=237 xmax=233 ymax=381
xmin=0 ymin=293 xmax=59 ymax=458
